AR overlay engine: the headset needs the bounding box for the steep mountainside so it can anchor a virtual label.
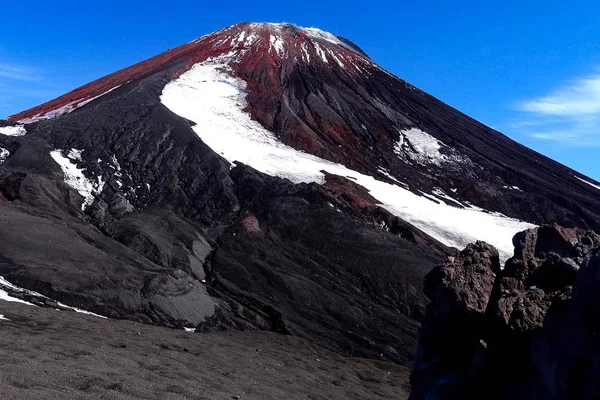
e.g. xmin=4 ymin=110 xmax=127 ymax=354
xmin=2 ymin=22 xmax=600 ymax=368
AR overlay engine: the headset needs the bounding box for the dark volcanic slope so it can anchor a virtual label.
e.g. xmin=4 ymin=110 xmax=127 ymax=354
xmin=0 ymin=301 xmax=409 ymax=400
xmin=0 ymin=62 xmax=446 ymax=365
xmin=2 ymin=22 xmax=600 ymax=371
xmin=11 ymin=23 xmax=600 ymax=230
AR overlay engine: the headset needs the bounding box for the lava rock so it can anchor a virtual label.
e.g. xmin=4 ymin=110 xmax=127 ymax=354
xmin=527 ymin=254 xmax=579 ymax=293
xmin=423 ymin=241 xmax=500 ymax=315
xmin=552 ymin=251 xmax=600 ymax=399
xmin=505 ymin=224 xmax=600 ymax=282
xmin=410 ymin=227 xmax=600 ymax=400
xmin=410 ymin=242 xmax=499 ymax=400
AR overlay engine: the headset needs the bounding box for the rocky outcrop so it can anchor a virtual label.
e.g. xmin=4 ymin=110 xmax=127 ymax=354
xmin=410 ymin=224 xmax=600 ymax=399
xmin=410 ymin=242 xmax=500 ymax=399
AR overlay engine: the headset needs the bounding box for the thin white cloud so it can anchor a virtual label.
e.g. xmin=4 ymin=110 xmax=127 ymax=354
xmin=0 ymin=63 xmax=40 ymax=82
xmin=513 ymin=71 xmax=600 ymax=145
xmin=518 ymin=75 xmax=600 ymax=116
xmin=0 ymin=62 xmax=48 ymax=118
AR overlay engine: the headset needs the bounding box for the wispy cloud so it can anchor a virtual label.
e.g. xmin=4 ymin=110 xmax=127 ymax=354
xmin=512 ymin=71 xmax=600 ymax=146
xmin=0 ymin=63 xmax=40 ymax=82
xmin=0 ymin=61 xmax=53 ymax=118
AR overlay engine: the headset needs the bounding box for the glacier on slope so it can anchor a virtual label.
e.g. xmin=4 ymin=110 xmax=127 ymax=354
xmin=160 ymin=58 xmax=536 ymax=262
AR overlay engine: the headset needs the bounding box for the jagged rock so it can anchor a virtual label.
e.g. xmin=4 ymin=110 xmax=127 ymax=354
xmin=483 ymin=226 xmax=599 ymax=399
xmin=410 ymin=242 xmax=499 ymax=400
xmin=528 ymin=254 xmax=579 ymax=292
xmin=423 ymin=241 xmax=500 ymax=315
xmin=410 ymin=226 xmax=600 ymax=400
xmin=552 ymin=251 xmax=600 ymax=399
xmin=488 ymin=285 xmax=550 ymax=338
xmin=505 ymin=224 xmax=600 ymax=282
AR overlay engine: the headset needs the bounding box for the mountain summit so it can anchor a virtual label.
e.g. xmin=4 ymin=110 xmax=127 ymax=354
xmin=2 ymin=22 xmax=600 ymax=371
xmin=8 ymin=22 xmax=370 ymax=122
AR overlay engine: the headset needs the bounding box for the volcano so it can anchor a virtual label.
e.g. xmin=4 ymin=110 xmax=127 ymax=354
xmin=2 ymin=22 xmax=600 ymax=374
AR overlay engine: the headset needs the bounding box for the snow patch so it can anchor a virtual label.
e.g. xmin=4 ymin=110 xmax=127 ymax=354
xmin=160 ymin=60 xmax=535 ymax=262
xmin=301 ymin=42 xmax=311 ymax=63
xmin=0 ymin=276 xmax=105 ymax=317
xmin=0 ymin=125 xmax=26 ymax=136
xmin=0 ymin=277 xmax=35 ymax=306
xmin=576 ymin=176 xmax=600 ymax=191
xmin=394 ymin=127 xmax=468 ymax=166
xmin=76 ymin=85 xmax=121 ymax=108
xmin=431 ymin=188 xmax=465 ymax=207
xmin=17 ymin=86 xmax=120 ymax=124
xmin=110 ymin=154 xmax=123 ymax=175
xmin=68 ymin=148 xmax=82 ymax=161
xmin=269 ymin=34 xmax=285 ymax=56
xmin=50 ymin=149 xmax=105 ymax=210
xmin=377 ymin=167 xmax=403 ymax=185
xmin=302 ymin=27 xmax=360 ymax=55
xmin=245 ymin=23 xmax=363 ymax=57
xmin=326 ymin=48 xmax=345 ymax=68
xmin=314 ymin=44 xmax=328 ymax=63
xmin=244 ymin=33 xmax=258 ymax=47
xmin=0 ymin=314 xmax=8 ymax=321
xmin=0 ymin=147 xmax=9 ymax=163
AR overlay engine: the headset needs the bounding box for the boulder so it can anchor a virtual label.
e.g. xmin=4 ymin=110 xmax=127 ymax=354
xmin=410 ymin=241 xmax=499 ymax=399
xmin=505 ymin=224 xmax=600 ymax=282
xmin=552 ymin=252 xmax=600 ymax=399
xmin=410 ymin=225 xmax=600 ymax=400
xmin=423 ymin=241 xmax=500 ymax=315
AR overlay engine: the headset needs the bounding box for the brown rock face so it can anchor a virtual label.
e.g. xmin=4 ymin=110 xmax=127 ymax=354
xmin=410 ymin=224 xmax=600 ymax=400
xmin=424 ymin=241 xmax=500 ymax=316
xmin=552 ymin=252 xmax=600 ymax=399
xmin=410 ymin=242 xmax=499 ymax=400
xmin=506 ymin=223 xmax=600 ymax=281
xmin=322 ymin=173 xmax=379 ymax=210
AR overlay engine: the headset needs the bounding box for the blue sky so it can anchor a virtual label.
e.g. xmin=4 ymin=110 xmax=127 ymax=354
xmin=2 ymin=1 xmax=600 ymax=178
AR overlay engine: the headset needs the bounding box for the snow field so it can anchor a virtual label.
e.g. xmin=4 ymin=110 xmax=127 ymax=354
xmin=161 ymin=59 xmax=536 ymax=262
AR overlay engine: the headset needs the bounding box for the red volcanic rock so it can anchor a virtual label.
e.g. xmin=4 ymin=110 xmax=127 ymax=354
xmin=423 ymin=241 xmax=500 ymax=315
xmin=412 ymin=226 xmax=600 ymax=399
xmin=411 ymin=242 xmax=499 ymax=400
xmin=322 ymin=173 xmax=379 ymax=209
xmin=241 ymin=215 xmax=261 ymax=233
xmin=505 ymin=224 xmax=600 ymax=283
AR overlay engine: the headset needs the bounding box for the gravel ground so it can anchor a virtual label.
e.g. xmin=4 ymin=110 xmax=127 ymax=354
xmin=0 ymin=301 xmax=409 ymax=399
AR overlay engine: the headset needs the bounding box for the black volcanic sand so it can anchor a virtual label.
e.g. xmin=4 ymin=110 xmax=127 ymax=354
xmin=0 ymin=302 xmax=409 ymax=399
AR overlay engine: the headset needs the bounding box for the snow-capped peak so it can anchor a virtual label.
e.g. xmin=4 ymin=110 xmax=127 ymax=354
xmin=241 ymin=22 xmax=369 ymax=58
xmin=8 ymin=22 xmax=371 ymax=124
xmin=190 ymin=22 xmax=372 ymax=68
